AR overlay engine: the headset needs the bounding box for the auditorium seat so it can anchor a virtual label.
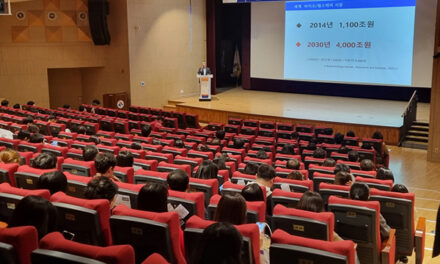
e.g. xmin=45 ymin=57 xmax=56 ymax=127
xmin=119 ymin=147 xmax=146 ymax=159
xmin=270 ymin=229 xmax=356 ymax=264
xmin=97 ymin=144 xmax=120 ymax=155
xmin=66 ymin=147 xmax=83 ymax=160
xmin=64 ymin=172 xmax=92 ymax=199
xmin=351 ymin=169 xmax=376 ymax=179
xmin=207 ymin=194 xmax=265 ymax=223
xmin=71 ymin=141 xmax=96 ymax=150
xmin=110 ymin=205 xmax=186 ymax=264
xmin=243 ymin=156 xmax=272 ymax=166
xmin=254 ymin=136 xmax=276 ymax=146
xmin=14 ymin=165 xmax=57 ymax=190
xmin=187 ymin=149 xmax=213 ymax=160
xmin=133 ymin=159 xmax=158 ymax=171
xmin=275 ymin=167 xmax=309 ymax=179
xmin=312 ymin=172 xmax=336 ymax=192
xmin=318 ymin=183 xmax=350 ymax=207
xmin=272 ymin=204 xmax=334 ymax=240
xmin=17 ymin=142 xmax=43 ymax=153
xmin=343 ymin=136 xmax=360 ymax=146
xmin=271 ymin=189 xmax=303 ymax=209
xmin=184 ymin=215 xmax=261 ymax=264
xmin=161 ymin=146 xmax=187 ymax=157
xmin=62 ymin=158 xmax=96 ymax=177
xmin=230 ymin=171 xmax=256 ymax=185
xmin=221 ymin=147 xmax=245 ymax=158
xmin=133 ymin=170 xmax=168 ymax=185
xmin=273 ymin=177 xmax=313 ymax=193
xmin=140 ymin=143 xmax=162 ymax=152
xmin=50 ymin=192 xmax=112 ymax=246
xmin=113 ymin=166 xmax=134 ymax=184
xmin=337 ymin=160 xmax=361 ymax=170
xmin=308 ymin=164 xmax=335 ymax=178
xmin=189 ymin=177 xmax=218 ymax=206
xmin=185 ymin=114 xmax=200 ymax=129
xmin=145 ymin=151 xmax=173 ymax=163
xmin=328 ymin=196 xmax=396 ymax=264
xmin=141 ymin=253 xmax=169 ymax=264
xmin=52 ymin=138 xmax=74 ymax=148
xmin=220 ymin=181 xmax=246 ymax=196
xmin=228 ymin=117 xmax=243 ymax=126
xmin=331 ymin=152 xmax=349 ymax=161
xmin=173 ymin=155 xmax=202 ymax=170
xmin=355 ymin=176 xmax=393 ymax=191
xmin=99 ymin=138 xmax=117 ymax=146
xmin=0 ymin=226 xmax=39 ymax=264
xmin=41 ymin=144 xmax=68 ymax=158
xmin=18 ymin=151 xmax=33 ymax=166
xmin=224 ymin=124 xmax=240 ymax=134
xmin=168 ymin=189 xmax=205 ymax=224
xmin=36 ymin=231 xmax=135 ymax=264
xmin=157 ymin=162 xmax=191 ymax=176
xmin=0 ymin=163 xmax=19 ymax=186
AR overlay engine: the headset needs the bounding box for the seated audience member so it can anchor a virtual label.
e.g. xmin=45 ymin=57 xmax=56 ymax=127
xmin=215 ymin=129 xmax=225 ymax=140
xmin=13 ymin=103 xmax=21 ymax=109
xmin=391 ymin=184 xmax=409 ymax=193
xmin=17 ymin=130 xmax=31 ymax=141
xmin=350 ymin=183 xmax=390 ymax=240
xmin=312 ymin=148 xmax=326 ymax=159
xmin=174 ymin=139 xmax=185 ymax=148
xmin=286 ymin=158 xmax=300 ymax=170
xmin=83 ymin=145 xmax=99 ymax=161
xmin=23 ymin=116 xmax=34 ymax=125
xmin=167 ymin=169 xmax=189 ymax=192
xmin=213 ymin=157 xmax=227 ymax=171
xmin=334 ymin=163 xmax=350 ymax=174
xmin=211 ymin=138 xmax=221 ymax=146
xmin=338 ymin=146 xmax=350 ymax=154
xmin=141 ymin=124 xmax=152 ymax=137
xmin=0 ymin=149 xmax=20 ymax=164
xmin=78 ymin=105 xmax=86 ymax=112
xmin=287 ymin=170 xmax=304 ymax=181
xmin=334 ymin=133 xmax=344 ymax=145
xmin=334 ymin=171 xmax=353 ymax=186
xmin=26 ymin=101 xmax=35 ymax=106
xmin=372 ymin=131 xmax=390 ymax=165
xmin=37 ymin=171 xmax=67 ymax=194
xmin=91 ymin=99 xmax=100 ymax=113
xmin=194 ymin=160 xmax=218 ymax=180
xmin=241 ymin=183 xmax=264 ymax=202
xmin=84 ymin=176 xmax=118 ymax=207
xmin=32 ymin=153 xmax=56 ymax=169
xmin=306 ymin=142 xmax=317 ymax=151
xmin=94 ymin=153 xmax=120 ymax=182
xmin=193 ymin=222 xmax=243 ymax=264
xmin=86 ymin=127 xmax=97 ymax=136
xmin=322 ymin=158 xmax=336 ymax=167
xmin=214 ymin=194 xmax=247 ymax=225
xmin=77 ymin=126 xmax=87 ymax=135
xmin=346 ymin=130 xmax=356 ymax=137
xmin=360 ymin=159 xmax=375 ymax=171
xmin=244 ymin=163 xmax=259 ymax=175
xmin=130 ymin=142 xmax=143 ymax=150
xmin=1 ymin=99 xmax=8 ymax=107
xmin=8 ymin=195 xmax=57 ymax=239
xmin=348 ymin=150 xmax=359 ymax=162
xmin=256 ymin=164 xmax=275 ymax=197
xmin=291 ymin=131 xmax=299 ymax=140
xmin=28 ymin=124 xmax=40 ymax=134
xmin=376 ymin=168 xmax=394 ymax=182
xmin=116 ymin=150 xmax=134 ymax=167
xmin=89 ymin=135 xmax=101 ymax=144
xmin=198 ymin=144 xmax=210 ymax=152
xmin=256 ymin=149 xmax=268 ymax=160
xmin=48 ymin=115 xmax=57 ymax=123
xmin=280 ymin=144 xmax=295 ymax=155
xmin=63 ymin=104 xmax=71 ymax=109
xmin=29 ymin=133 xmax=44 ymax=143
xmin=232 ymin=138 xmax=245 ymax=149
xmin=361 ymin=142 xmax=372 ymax=150
xmin=137 ymin=182 xmax=168 ymax=212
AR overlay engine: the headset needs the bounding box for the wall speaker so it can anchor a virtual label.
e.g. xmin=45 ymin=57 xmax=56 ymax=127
xmin=88 ymin=0 xmax=110 ymax=45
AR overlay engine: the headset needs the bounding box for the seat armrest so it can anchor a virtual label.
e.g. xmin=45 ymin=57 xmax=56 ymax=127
xmin=415 ymin=217 xmax=426 ymax=264
xmin=381 ymin=228 xmax=396 ymax=264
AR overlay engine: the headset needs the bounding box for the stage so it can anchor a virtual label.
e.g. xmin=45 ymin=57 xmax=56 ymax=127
xmin=168 ymin=88 xmax=430 ymax=145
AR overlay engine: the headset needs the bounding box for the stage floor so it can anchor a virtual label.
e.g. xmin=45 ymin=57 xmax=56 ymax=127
xmin=173 ymin=88 xmax=430 ymax=128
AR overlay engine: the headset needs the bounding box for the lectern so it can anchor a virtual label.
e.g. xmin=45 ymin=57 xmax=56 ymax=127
xmin=197 ymin=74 xmax=213 ymax=101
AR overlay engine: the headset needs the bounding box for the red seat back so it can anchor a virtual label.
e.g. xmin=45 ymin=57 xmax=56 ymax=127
xmin=0 ymin=226 xmax=39 ymax=264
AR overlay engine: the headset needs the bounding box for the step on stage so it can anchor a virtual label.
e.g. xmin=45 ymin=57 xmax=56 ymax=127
xmin=169 ymin=88 xmax=429 ymax=145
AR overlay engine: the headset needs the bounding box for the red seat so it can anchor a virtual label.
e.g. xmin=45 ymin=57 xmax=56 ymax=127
xmin=140 ymin=143 xmax=162 ymax=152
xmin=17 ymin=142 xmax=44 ymax=153
xmin=0 ymin=226 xmax=39 ymax=264
xmin=243 ymin=156 xmax=272 ymax=166
xmin=343 ymin=136 xmax=360 ymax=146
xmin=351 ymin=169 xmax=376 ymax=179
xmin=52 ymin=137 xmax=74 ymax=148
xmin=58 ymin=131 xmax=77 ymax=140
xmin=50 ymin=192 xmax=112 ymax=246
xmin=337 ymin=160 xmax=361 ymax=170
xmin=220 ymin=181 xmax=246 ymax=196
xmin=113 ymin=166 xmax=134 ymax=184
xmin=99 ymin=138 xmax=117 ymax=146
xmin=224 ymin=124 xmax=240 ymax=134
xmin=0 ymin=163 xmax=19 ymax=186
xmin=274 ymin=167 xmax=308 ymax=179
xmin=157 ymin=162 xmax=191 ymax=176
xmin=141 ymin=253 xmax=170 ymax=264
xmin=133 ymin=159 xmax=158 ymax=171
xmin=231 ymin=171 xmax=256 ymax=185
xmin=168 ymin=189 xmax=205 ymax=221
xmin=119 ymin=147 xmax=146 ymax=159
xmin=96 ymin=144 xmax=120 ymax=155
xmin=274 ymin=153 xmax=302 ymax=162
xmin=66 ymin=147 xmax=83 ymax=160
xmin=295 ymin=124 xmax=313 ymax=133
xmin=64 ymin=172 xmax=92 ymax=198
xmin=113 ymin=181 xmax=143 ymax=209
xmin=273 ymin=177 xmax=313 ymax=193
xmin=41 ymin=145 xmax=68 ymax=158
xmin=173 ymin=155 xmax=202 ymax=170
xmin=221 ymin=147 xmax=245 ymax=159
xmin=114 ymin=120 xmax=129 ymax=134
xmin=240 ymin=126 xmax=258 ymax=136
xmin=132 ymin=135 xmax=153 ymax=144
xmin=161 ymin=146 xmax=187 ymax=157
xmin=312 ymin=172 xmax=335 ymax=192
xmin=37 ymin=231 xmax=134 ymax=264
xmin=308 ymin=164 xmax=335 ymax=178
xmin=228 ymin=117 xmax=243 ymax=126
xmin=30 ymin=153 xmax=64 ymax=170
xmin=187 ymin=149 xmax=213 ymax=160
xmin=355 ymin=176 xmax=393 ymax=191
xmin=62 ymin=158 xmax=96 ymax=176
xmin=318 ymin=182 xmax=351 ymax=206
xmin=271 ymin=189 xmax=303 ymax=209
xmin=270 ymin=229 xmax=356 ymax=264
xmin=189 ymin=177 xmax=218 ymax=206
xmin=111 ymin=205 xmax=186 ymax=264
xmin=208 ymin=194 xmax=265 ymax=223
xmin=14 ymin=165 xmax=57 ymax=190
xmin=277 ymin=123 xmax=294 ymax=131
xmin=185 ymin=135 xmax=206 ymax=144
xmin=134 ymin=169 xmax=168 ymax=185
xmin=96 ymin=130 xmax=115 ymax=139
xmin=331 ymin=152 xmax=349 ymax=161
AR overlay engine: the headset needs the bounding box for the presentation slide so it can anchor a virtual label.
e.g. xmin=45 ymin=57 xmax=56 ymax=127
xmin=284 ymin=0 xmax=416 ymax=85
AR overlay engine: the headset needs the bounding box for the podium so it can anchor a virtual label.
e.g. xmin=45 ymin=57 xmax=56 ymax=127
xmin=197 ymin=74 xmax=213 ymax=101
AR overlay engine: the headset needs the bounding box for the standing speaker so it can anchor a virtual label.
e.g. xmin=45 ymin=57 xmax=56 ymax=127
xmin=88 ymin=0 xmax=110 ymax=45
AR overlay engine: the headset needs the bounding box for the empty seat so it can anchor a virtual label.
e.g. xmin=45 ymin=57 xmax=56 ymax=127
xmin=189 ymin=177 xmax=218 ymax=206
xmin=41 ymin=145 xmax=68 ymax=158
xmin=271 ymin=189 xmax=303 ymax=209
xmin=318 ymin=183 xmax=350 ymax=206
xmin=273 ymin=177 xmax=313 ymax=193
xmin=173 ymin=155 xmax=202 ymax=170
xmin=17 ymin=142 xmax=43 ymax=153
xmin=157 ymin=162 xmax=191 ymax=176
xmin=134 ymin=170 xmax=168 ymax=185
xmin=62 ymin=158 xmax=96 ymax=177
xmin=0 ymin=226 xmax=39 ymax=264
xmin=113 ymin=166 xmax=135 ymax=183
xmin=187 ymin=149 xmax=213 ymax=160
xmin=133 ymin=159 xmax=158 ymax=171
xmin=355 ymin=176 xmax=393 ymax=191
xmin=145 ymin=151 xmax=173 ymax=163
xmin=0 ymin=163 xmax=19 ymax=186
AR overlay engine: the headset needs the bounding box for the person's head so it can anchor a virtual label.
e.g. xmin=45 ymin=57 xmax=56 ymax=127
xmin=83 ymin=145 xmax=99 ymax=161
xmin=346 ymin=130 xmax=356 ymax=137
xmin=391 ymin=184 xmax=409 ymax=193
xmin=256 ymin=164 xmax=275 ymax=187
xmin=334 ymin=163 xmax=350 ymax=174
xmin=216 ymin=129 xmax=225 ymax=140
xmin=94 ymin=153 xmax=117 ymax=176
xmin=174 ymin=139 xmax=184 ymax=148
xmin=350 ymin=182 xmax=370 ymax=201
xmin=48 ymin=115 xmax=57 ymax=123
xmin=256 ymin=149 xmax=268 ymax=160
xmin=241 ymin=183 xmax=264 ymax=202
xmin=214 ymin=194 xmax=247 ymax=225
xmin=195 ymin=160 xmax=218 ymax=179
xmin=8 ymin=195 xmax=57 ymax=239
xmin=78 ymin=105 xmax=85 ymax=112
xmin=286 ymin=158 xmax=300 ymax=170
xmin=280 ymin=144 xmax=295 ymax=155
xmin=63 ymin=104 xmax=70 ymax=109
xmin=376 ymin=168 xmax=394 ymax=182
xmin=213 ymin=157 xmax=227 ymax=170
xmin=291 ymin=131 xmax=299 ymax=140
xmin=287 ymin=170 xmax=304 ymax=180
xmin=37 ymin=171 xmax=67 ymax=194
xmin=334 ymin=133 xmax=344 ymax=144
xmin=23 ymin=116 xmax=34 ymax=125
xmin=28 ymin=124 xmax=40 ymax=134
xmin=92 ymin=99 xmax=100 ymax=106
xmin=338 ymin=146 xmax=349 ymax=154
xmin=130 ymin=142 xmax=142 ymax=150
xmin=201 ymin=61 xmax=207 ymax=68
xmin=244 ymin=162 xmax=259 ymax=175
xmin=0 ymin=149 xmax=20 ymax=164
xmin=322 ymin=158 xmax=336 ymax=167
xmin=32 ymin=153 xmax=56 ymax=169
xmin=141 ymin=124 xmax=152 ymax=137
xmin=211 ymin=138 xmax=221 ymax=146
xmin=17 ymin=130 xmax=31 ymax=141
xmin=1 ymin=99 xmax=8 ymax=107
xmin=26 ymin=101 xmax=35 ymax=106
xmin=167 ymin=169 xmax=189 ymax=192
xmin=194 ymin=222 xmax=243 ymax=264
xmin=372 ymin=131 xmax=383 ymax=140
xmin=29 ymin=133 xmax=44 ymax=143
xmin=306 ymin=142 xmax=317 ymax=151
xmin=137 ymin=183 xmax=168 ymax=212
xmin=348 ymin=151 xmax=359 ymax=162
xmin=312 ymin=148 xmax=326 ymax=159
xmin=360 ymin=159 xmax=375 ymax=171
xmin=84 ymin=176 xmax=118 ymax=204
xmin=232 ymin=138 xmax=245 ymax=149
xmin=334 ymin=171 xmax=353 ymax=186
xmin=297 ymin=191 xmax=324 ymax=213
xmin=116 ymin=151 xmax=134 ymax=167
xmin=13 ymin=103 xmax=20 ymax=109
xmin=77 ymin=125 xmax=87 ymax=135
xmin=198 ymin=144 xmax=210 ymax=152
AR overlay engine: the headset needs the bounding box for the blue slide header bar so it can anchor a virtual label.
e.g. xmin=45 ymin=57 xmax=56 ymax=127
xmin=286 ymin=0 xmax=416 ymax=10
